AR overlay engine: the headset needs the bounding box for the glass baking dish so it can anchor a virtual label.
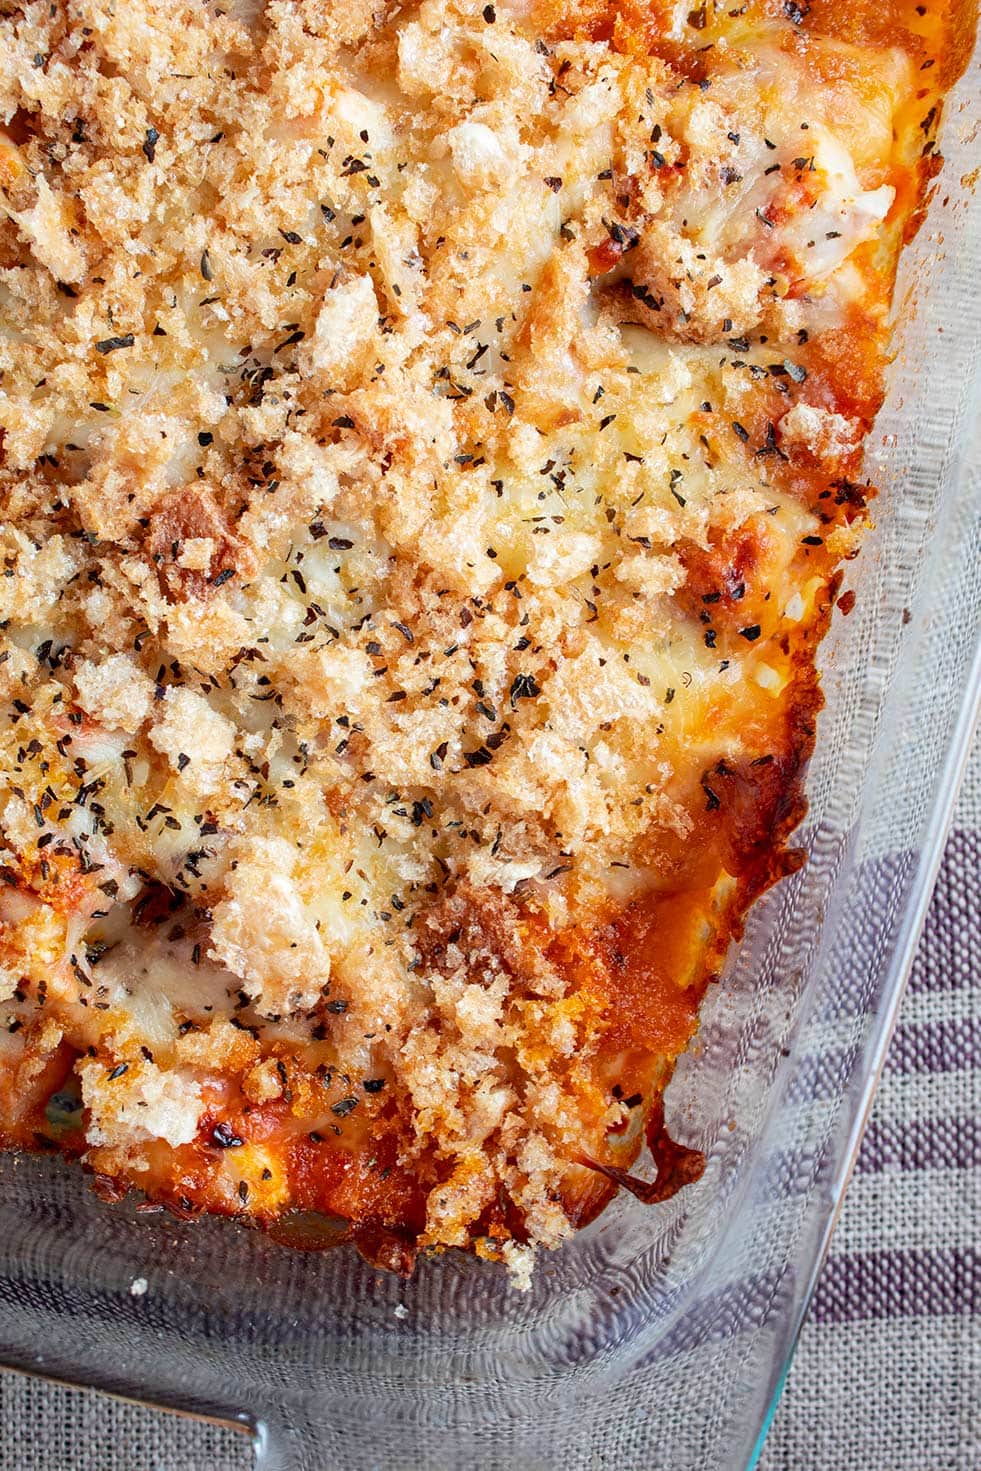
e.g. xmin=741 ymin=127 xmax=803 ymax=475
xmin=0 ymin=34 xmax=978 ymax=1471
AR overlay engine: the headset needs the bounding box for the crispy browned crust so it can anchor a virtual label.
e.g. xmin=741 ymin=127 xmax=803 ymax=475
xmin=0 ymin=0 xmax=973 ymax=1284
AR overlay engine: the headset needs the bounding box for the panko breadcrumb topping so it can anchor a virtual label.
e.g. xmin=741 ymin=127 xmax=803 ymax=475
xmin=0 ymin=0 xmax=966 ymax=1281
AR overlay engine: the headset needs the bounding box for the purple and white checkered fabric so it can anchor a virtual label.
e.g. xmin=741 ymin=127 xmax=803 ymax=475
xmin=0 ymin=748 xmax=977 ymax=1470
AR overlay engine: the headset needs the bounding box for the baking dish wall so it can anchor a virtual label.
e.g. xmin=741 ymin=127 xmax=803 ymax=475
xmin=0 ymin=30 xmax=977 ymax=1471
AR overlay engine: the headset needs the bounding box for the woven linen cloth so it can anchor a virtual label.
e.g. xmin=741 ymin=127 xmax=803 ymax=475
xmin=0 ymin=737 xmax=977 ymax=1471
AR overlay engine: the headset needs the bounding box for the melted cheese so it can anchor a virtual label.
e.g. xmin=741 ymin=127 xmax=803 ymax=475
xmin=0 ymin=0 xmax=969 ymax=1281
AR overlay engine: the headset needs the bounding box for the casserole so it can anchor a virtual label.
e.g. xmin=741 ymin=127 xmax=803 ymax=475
xmin=0 ymin=9 xmax=977 ymax=1471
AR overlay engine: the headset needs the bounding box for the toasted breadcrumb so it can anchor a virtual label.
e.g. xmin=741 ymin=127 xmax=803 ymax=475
xmin=778 ymin=403 xmax=862 ymax=463
xmin=209 ymin=837 xmax=331 ymax=1016
xmin=79 ymin=1059 xmax=204 ymax=1154
xmin=74 ymin=654 xmax=155 ymax=732
xmin=149 ymin=687 xmax=236 ymax=796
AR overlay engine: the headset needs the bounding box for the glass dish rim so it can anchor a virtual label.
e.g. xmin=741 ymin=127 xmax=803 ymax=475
xmin=742 ymin=42 xmax=981 ymax=1435
xmin=0 ymin=23 xmax=978 ymax=1471
xmin=746 ymin=643 xmax=981 ymax=1470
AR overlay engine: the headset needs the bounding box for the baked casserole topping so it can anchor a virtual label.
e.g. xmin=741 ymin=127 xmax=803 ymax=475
xmin=0 ymin=0 xmax=969 ymax=1283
